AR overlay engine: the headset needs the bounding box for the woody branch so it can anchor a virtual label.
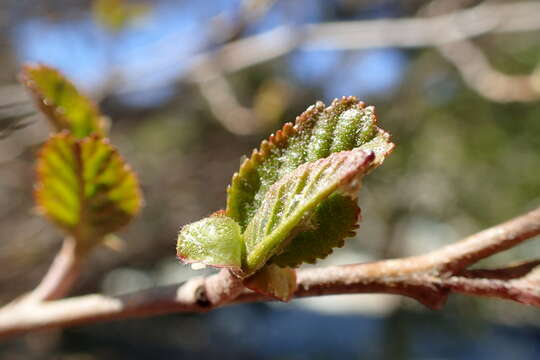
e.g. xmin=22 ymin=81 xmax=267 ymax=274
xmin=0 ymin=205 xmax=538 ymax=338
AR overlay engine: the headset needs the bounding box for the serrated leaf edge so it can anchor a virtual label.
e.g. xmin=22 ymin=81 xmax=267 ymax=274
xmin=273 ymin=202 xmax=361 ymax=268
xmin=244 ymin=149 xmax=375 ymax=273
xmin=20 ymin=63 xmax=107 ymax=137
xmin=34 ymin=131 xmax=143 ymax=243
xmin=226 ymin=96 xmax=393 ymax=219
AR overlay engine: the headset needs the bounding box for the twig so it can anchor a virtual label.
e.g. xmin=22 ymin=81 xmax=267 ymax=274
xmin=0 ymin=206 xmax=538 ymax=338
xmin=114 ymin=1 xmax=540 ymax=96
xmin=457 ymin=260 xmax=540 ymax=280
xmin=23 ymin=237 xmax=84 ymax=303
xmin=0 ymin=261 xmax=537 ymax=338
xmin=415 ymin=206 xmax=540 ymax=274
xmin=0 ymin=101 xmax=36 ymax=139
xmin=193 ymin=1 xmax=540 ymax=78
xmin=424 ymin=0 xmax=540 ymax=102
xmin=10 ymin=2 xmax=540 ymax=105
xmin=439 ymin=272 xmax=539 ymax=306
xmin=0 ymin=269 xmax=244 ymax=338
xmin=191 ymin=0 xmax=277 ymax=135
xmin=193 ymin=63 xmax=266 ymax=135
xmin=438 ymin=36 xmax=539 ymax=102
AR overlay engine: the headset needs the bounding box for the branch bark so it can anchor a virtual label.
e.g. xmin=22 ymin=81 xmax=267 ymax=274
xmin=0 ymin=206 xmax=538 ymax=338
xmin=23 ymin=237 xmax=84 ymax=303
xmin=415 ymin=206 xmax=540 ymax=274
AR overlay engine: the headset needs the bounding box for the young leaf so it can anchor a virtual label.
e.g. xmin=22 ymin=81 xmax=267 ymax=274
xmin=175 ymin=97 xmax=393 ymax=297
xmin=35 ymin=132 xmax=142 ymax=247
xmin=227 ymin=96 xmax=393 ymax=229
xmin=20 ymin=64 xmax=107 ymax=139
xmin=270 ymin=194 xmax=360 ymax=267
xmin=243 ymin=264 xmax=297 ymax=301
xmin=243 ymin=149 xmax=375 ymax=273
xmin=177 ymin=214 xmax=244 ymax=270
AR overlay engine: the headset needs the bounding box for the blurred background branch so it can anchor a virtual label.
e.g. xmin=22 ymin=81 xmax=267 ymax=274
xmin=5 ymin=0 xmax=540 ymax=135
xmin=161 ymin=1 xmax=540 ymax=103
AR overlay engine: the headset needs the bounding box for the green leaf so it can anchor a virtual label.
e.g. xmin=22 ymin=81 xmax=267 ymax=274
xmin=21 ymin=64 xmax=107 ymax=139
xmin=227 ymin=96 xmax=393 ymax=230
xmin=175 ymin=97 xmax=393 ymax=286
xmin=177 ymin=214 xmax=244 ymax=270
xmin=35 ymin=132 xmax=142 ymax=247
xmin=243 ymin=264 xmax=297 ymax=301
xmin=271 ymin=194 xmax=360 ymax=268
xmin=243 ymin=149 xmax=375 ymax=273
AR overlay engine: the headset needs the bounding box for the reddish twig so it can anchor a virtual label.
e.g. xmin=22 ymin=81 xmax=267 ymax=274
xmin=457 ymin=260 xmax=540 ymax=280
xmin=0 ymin=260 xmax=537 ymax=338
xmin=439 ymin=269 xmax=539 ymax=306
xmin=23 ymin=237 xmax=84 ymax=303
xmin=0 ymin=206 xmax=538 ymax=338
xmin=412 ymin=206 xmax=540 ymax=274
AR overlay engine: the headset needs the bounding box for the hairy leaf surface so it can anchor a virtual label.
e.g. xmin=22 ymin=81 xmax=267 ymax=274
xmin=176 ymin=97 xmax=393 ymax=297
xmin=271 ymin=194 xmax=360 ymax=267
xmin=21 ymin=64 xmax=106 ymax=139
xmin=227 ymin=96 xmax=393 ymax=230
xmin=243 ymin=264 xmax=297 ymax=301
xmin=177 ymin=214 xmax=244 ymax=269
xmin=36 ymin=132 xmax=142 ymax=247
xmin=243 ymin=149 xmax=375 ymax=273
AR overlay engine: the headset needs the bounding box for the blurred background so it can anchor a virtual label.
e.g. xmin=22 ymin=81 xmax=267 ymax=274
xmin=1 ymin=0 xmax=539 ymax=359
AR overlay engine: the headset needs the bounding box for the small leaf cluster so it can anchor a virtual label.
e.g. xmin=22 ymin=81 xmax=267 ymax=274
xmin=177 ymin=97 xmax=394 ymax=300
xmin=21 ymin=64 xmax=142 ymax=252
